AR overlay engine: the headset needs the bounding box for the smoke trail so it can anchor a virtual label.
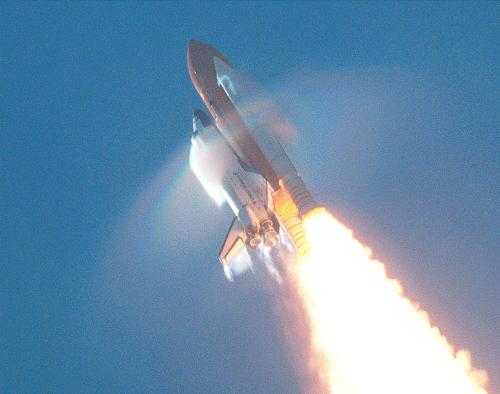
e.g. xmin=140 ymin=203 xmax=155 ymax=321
xmin=279 ymin=210 xmax=488 ymax=394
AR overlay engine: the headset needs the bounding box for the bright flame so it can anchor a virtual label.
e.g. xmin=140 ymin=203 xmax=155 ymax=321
xmin=286 ymin=209 xmax=488 ymax=393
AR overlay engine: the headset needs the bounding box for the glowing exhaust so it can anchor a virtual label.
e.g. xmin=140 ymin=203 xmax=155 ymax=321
xmin=283 ymin=209 xmax=488 ymax=393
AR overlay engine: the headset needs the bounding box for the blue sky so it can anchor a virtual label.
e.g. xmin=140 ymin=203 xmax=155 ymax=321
xmin=2 ymin=2 xmax=498 ymax=392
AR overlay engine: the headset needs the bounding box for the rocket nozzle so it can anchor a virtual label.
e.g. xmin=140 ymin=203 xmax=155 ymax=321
xmin=248 ymin=233 xmax=262 ymax=250
xmin=261 ymin=219 xmax=279 ymax=247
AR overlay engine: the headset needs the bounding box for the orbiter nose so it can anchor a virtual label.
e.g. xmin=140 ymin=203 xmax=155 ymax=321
xmin=192 ymin=108 xmax=212 ymax=133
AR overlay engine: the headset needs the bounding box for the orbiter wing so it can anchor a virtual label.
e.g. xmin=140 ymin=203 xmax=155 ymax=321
xmin=219 ymin=217 xmax=257 ymax=280
xmin=218 ymin=217 xmax=248 ymax=266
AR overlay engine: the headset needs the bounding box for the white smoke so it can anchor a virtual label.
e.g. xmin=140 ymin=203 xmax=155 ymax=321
xmin=189 ymin=125 xmax=235 ymax=206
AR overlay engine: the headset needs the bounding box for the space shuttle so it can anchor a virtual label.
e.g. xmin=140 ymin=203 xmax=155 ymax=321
xmin=187 ymin=40 xmax=320 ymax=278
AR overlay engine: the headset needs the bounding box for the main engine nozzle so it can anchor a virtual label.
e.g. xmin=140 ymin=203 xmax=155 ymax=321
xmin=261 ymin=219 xmax=279 ymax=247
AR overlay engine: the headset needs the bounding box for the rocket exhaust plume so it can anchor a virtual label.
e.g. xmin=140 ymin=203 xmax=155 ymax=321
xmin=280 ymin=208 xmax=488 ymax=394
